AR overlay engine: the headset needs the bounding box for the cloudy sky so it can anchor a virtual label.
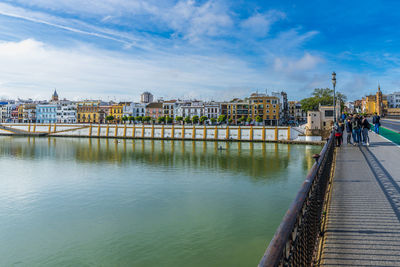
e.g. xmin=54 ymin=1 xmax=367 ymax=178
xmin=0 ymin=0 xmax=398 ymax=102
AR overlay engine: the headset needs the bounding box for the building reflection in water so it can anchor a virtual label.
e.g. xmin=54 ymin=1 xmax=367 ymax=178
xmin=0 ymin=137 xmax=322 ymax=181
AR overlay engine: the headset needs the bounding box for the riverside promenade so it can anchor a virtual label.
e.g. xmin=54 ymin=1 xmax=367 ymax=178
xmin=320 ymin=132 xmax=400 ymax=266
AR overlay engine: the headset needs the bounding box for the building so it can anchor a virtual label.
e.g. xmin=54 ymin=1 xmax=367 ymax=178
xmin=248 ymin=93 xmax=280 ymax=125
xmin=387 ymin=92 xmax=400 ymax=108
xmin=305 ymin=103 xmax=341 ymax=137
xmin=176 ymin=101 xmax=205 ymax=118
xmin=146 ymin=102 xmax=163 ymax=119
xmin=23 ymin=104 xmax=37 ymax=123
xmin=140 ymin=92 xmax=154 ymax=104
xmin=123 ymin=102 xmax=146 ymax=118
xmin=36 ymin=104 xmax=58 ymax=123
xmin=272 ymin=91 xmax=288 ymax=124
xmin=163 ymin=100 xmax=178 ymax=118
xmin=77 ymin=101 xmax=101 ymax=123
xmin=110 ymin=103 xmax=125 ymax=123
xmin=204 ymin=102 xmax=220 ymax=119
xmin=361 ymin=85 xmax=388 ymax=115
xmin=288 ymin=101 xmax=307 ymax=123
xmin=57 ymin=101 xmax=76 ymax=123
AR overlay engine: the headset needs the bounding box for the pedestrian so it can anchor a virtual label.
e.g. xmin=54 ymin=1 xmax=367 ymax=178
xmin=361 ymin=116 xmax=370 ymax=146
xmin=345 ymin=117 xmax=352 ymax=144
xmin=334 ymin=121 xmax=343 ymax=147
xmin=372 ymin=112 xmax=381 ymax=134
xmin=341 ymin=112 xmax=346 ymax=122
xmin=351 ymin=114 xmax=361 ymax=145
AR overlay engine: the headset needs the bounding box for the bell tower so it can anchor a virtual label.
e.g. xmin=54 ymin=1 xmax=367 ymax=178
xmin=51 ymin=89 xmax=59 ymax=102
xmin=376 ymin=84 xmax=383 ymax=116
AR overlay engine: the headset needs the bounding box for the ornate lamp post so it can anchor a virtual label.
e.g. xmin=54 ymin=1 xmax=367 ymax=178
xmin=332 ymin=72 xmax=337 ymax=123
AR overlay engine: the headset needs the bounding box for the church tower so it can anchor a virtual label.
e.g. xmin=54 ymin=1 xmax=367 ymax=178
xmin=376 ymin=84 xmax=383 ymax=116
xmin=51 ymin=89 xmax=59 ymax=102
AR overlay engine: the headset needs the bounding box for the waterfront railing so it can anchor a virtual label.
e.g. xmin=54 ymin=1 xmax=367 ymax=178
xmin=258 ymin=132 xmax=334 ymax=266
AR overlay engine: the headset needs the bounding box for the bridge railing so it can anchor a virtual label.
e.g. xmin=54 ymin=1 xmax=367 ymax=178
xmin=258 ymin=132 xmax=335 ymax=267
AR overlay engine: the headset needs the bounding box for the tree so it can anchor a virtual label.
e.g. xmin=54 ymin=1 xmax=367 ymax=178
xmin=166 ymin=116 xmax=173 ymax=124
xmin=192 ymin=115 xmax=199 ymax=124
xmin=237 ymin=116 xmax=245 ymax=124
xmin=143 ymin=116 xmax=151 ymax=124
xmin=217 ymin=115 xmax=226 ymax=123
xmin=128 ymin=116 xmax=135 ymax=123
xmin=210 ymin=117 xmax=216 ymax=125
xmin=200 ymin=116 xmax=208 ymax=125
xmin=228 ymin=118 xmax=233 ymax=125
xmin=184 ymin=116 xmax=191 ymax=124
xmin=300 ymin=88 xmax=347 ymax=112
xmin=135 ymin=116 xmax=143 ymax=123
xmin=122 ymin=116 xmax=128 ymax=124
xmin=255 ymin=116 xmax=263 ymax=123
xmin=105 ymin=115 xmax=114 ymax=123
xmin=157 ymin=116 xmax=165 ymax=124
xmin=246 ymin=117 xmax=252 ymax=123
xmin=176 ymin=116 xmax=183 ymax=124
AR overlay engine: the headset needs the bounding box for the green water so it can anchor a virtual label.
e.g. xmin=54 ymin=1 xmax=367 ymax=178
xmin=0 ymin=137 xmax=321 ymax=267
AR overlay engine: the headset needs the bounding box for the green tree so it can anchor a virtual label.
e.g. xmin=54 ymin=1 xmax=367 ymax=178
xmin=199 ymin=116 xmax=208 ymax=125
xmin=122 ymin=116 xmax=128 ymax=124
xmin=228 ymin=118 xmax=233 ymax=125
xmin=176 ymin=116 xmax=183 ymax=124
xmin=210 ymin=117 xmax=216 ymax=125
xmin=105 ymin=115 xmax=114 ymax=123
xmin=255 ymin=116 xmax=263 ymax=123
xmin=217 ymin=115 xmax=226 ymax=123
xmin=166 ymin=116 xmax=173 ymax=124
xmin=128 ymin=116 xmax=135 ymax=123
xmin=300 ymin=88 xmax=347 ymax=112
xmin=157 ymin=116 xmax=165 ymax=124
xmin=135 ymin=116 xmax=143 ymax=123
xmin=246 ymin=117 xmax=252 ymax=123
xmin=184 ymin=116 xmax=191 ymax=124
xmin=192 ymin=115 xmax=199 ymax=124
xmin=143 ymin=116 xmax=151 ymax=124
xmin=237 ymin=116 xmax=245 ymax=124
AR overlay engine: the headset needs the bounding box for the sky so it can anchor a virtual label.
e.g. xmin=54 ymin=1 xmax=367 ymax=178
xmin=0 ymin=0 xmax=399 ymax=102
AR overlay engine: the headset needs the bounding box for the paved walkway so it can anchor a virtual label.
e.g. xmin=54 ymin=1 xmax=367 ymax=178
xmin=321 ymin=132 xmax=400 ymax=266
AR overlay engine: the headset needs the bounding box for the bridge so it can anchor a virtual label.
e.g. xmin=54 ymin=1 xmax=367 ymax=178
xmin=258 ymin=123 xmax=400 ymax=266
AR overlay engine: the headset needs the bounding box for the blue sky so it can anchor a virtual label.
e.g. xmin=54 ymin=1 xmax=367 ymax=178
xmin=0 ymin=0 xmax=399 ymax=101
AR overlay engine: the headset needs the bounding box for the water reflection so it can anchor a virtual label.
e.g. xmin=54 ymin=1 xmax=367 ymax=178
xmin=0 ymin=137 xmax=320 ymax=180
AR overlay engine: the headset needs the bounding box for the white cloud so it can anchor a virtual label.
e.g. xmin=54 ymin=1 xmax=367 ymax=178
xmin=274 ymin=53 xmax=322 ymax=73
xmin=0 ymin=39 xmax=277 ymax=101
xmin=240 ymin=11 xmax=285 ymax=37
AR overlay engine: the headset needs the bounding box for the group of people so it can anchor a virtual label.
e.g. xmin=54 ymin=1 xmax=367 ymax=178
xmin=333 ymin=112 xmax=381 ymax=147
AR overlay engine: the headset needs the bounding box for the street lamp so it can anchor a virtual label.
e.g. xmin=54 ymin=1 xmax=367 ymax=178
xmin=332 ymin=72 xmax=336 ymax=123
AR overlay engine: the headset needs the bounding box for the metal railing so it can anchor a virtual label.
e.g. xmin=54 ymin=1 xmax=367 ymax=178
xmin=258 ymin=132 xmax=335 ymax=267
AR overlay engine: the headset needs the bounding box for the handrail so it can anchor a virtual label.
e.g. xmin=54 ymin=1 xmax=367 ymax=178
xmin=258 ymin=132 xmax=335 ymax=266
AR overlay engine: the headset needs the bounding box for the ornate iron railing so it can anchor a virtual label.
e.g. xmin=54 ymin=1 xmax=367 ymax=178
xmin=258 ymin=132 xmax=335 ymax=267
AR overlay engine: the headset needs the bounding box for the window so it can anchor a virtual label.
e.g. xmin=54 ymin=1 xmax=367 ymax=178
xmin=325 ymin=110 xmax=334 ymax=117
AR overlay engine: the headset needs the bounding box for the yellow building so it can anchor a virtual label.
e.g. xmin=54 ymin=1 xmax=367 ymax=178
xmin=109 ymin=104 xmax=125 ymax=123
xmin=249 ymin=93 xmax=280 ymax=125
xmin=18 ymin=105 xmax=24 ymax=122
xmin=362 ymin=85 xmax=388 ymax=115
xmin=77 ymin=101 xmax=101 ymax=123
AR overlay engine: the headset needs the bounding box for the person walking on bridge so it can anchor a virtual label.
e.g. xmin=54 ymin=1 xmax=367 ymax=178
xmin=372 ymin=112 xmax=381 ymax=134
xmin=334 ymin=121 xmax=344 ymax=147
xmin=361 ymin=116 xmax=370 ymax=146
xmin=351 ymin=114 xmax=361 ymax=146
xmin=345 ymin=116 xmax=352 ymax=144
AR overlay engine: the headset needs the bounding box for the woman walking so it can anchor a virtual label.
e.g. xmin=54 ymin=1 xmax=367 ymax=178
xmin=334 ymin=121 xmax=343 ymax=147
xmin=361 ymin=116 xmax=371 ymax=146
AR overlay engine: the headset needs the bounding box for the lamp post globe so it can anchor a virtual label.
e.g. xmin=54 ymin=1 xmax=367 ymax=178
xmin=332 ymin=72 xmax=337 ymax=123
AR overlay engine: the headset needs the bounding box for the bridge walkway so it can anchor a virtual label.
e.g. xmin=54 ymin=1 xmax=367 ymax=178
xmin=0 ymin=124 xmax=47 ymax=136
xmin=320 ymin=132 xmax=400 ymax=266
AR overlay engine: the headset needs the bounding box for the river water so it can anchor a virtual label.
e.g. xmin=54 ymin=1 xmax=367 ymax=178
xmin=0 ymin=137 xmax=321 ymax=266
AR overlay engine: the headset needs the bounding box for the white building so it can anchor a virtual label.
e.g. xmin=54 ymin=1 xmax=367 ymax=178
xmin=204 ymin=102 xmax=220 ymax=119
xmin=123 ymin=103 xmax=147 ymax=118
xmin=176 ymin=101 xmax=205 ymax=118
xmin=387 ymin=92 xmax=400 ymax=108
xmin=57 ymin=101 xmax=76 ymax=123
